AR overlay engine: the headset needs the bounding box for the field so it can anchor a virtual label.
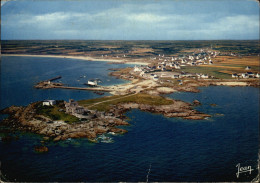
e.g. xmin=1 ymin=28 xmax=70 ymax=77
xmin=2 ymin=40 xmax=259 ymax=58
xmin=36 ymin=102 xmax=79 ymax=123
xmin=78 ymin=93 xmax=174 ymax=111
xmin=2 ymin=40 xmax=259 ymax=79
xmin=181 ymin=55 xmax=259 ymax=79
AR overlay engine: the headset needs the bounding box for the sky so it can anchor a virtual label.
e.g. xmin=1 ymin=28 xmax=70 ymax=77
xmin=1 ymin=0 xmax=259 ymax=40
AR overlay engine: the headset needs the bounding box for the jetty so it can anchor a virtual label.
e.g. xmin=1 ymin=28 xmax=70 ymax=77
xmin=52 ymin=85 xmax=112 ymax=92
xmin=46 ymin=76 xmax=62 ymax=82
xmin=34 ymin=79 xmax=112 ymax=92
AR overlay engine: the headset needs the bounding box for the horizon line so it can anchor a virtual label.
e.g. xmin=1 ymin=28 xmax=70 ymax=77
xmin=1 ymin=39 xmax=260 ymax=41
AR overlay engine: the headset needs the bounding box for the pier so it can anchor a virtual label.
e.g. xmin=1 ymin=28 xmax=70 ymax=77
xmin=46 ymin=76 xmax=62 ymax=82
xmin=52 ymin=85 xmax=112 ymax=92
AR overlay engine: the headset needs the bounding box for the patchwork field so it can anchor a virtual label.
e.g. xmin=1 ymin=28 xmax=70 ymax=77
xmin=2 ymin=40 xmax=259 ymax=79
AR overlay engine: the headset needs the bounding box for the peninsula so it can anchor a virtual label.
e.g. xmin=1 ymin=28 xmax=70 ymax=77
xmin=1 ymin=40 xmax=259 ymax=142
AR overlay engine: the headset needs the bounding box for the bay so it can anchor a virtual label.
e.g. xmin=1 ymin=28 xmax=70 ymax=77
xmin=0 ymin=56 xmax=258 ymax=182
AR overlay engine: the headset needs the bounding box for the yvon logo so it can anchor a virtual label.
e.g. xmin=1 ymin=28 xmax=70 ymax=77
xmin=236 ymin=163 xmax=254 ymax=178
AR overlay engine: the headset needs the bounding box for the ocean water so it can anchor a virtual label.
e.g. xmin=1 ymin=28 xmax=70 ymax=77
xmin=0 ymin=56 xmax=131 ymax=109
xmin=0 ymin=56 xmax=259 ymax=182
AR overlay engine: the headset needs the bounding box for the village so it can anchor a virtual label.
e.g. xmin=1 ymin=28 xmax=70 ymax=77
xmin=129 ymin=49 xmax=259 ymax=81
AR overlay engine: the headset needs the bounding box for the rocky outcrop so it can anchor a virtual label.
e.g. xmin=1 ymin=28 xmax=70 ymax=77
xmin=0 ymin=96 xmax=210 ymax=142
xmin=193 ymin=100 xmax=201 ymax=106
xmin=0 ymin=102 xmax=129 ymax=142
xmin=113 ymin=99 xmax=210 ymax=120
xmin=34 ymin=146 xmax=48 ymax=153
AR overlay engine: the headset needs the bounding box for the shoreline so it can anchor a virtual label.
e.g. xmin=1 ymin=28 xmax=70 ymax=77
xmin=1 ymin=54 xmax=149 ymax=65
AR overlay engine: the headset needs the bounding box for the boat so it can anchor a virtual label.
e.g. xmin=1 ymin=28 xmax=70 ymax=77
xmin=86 ymin=79 xmax=98 ymax=86
xmin=85 ymin=78 xmax=102 ymax=87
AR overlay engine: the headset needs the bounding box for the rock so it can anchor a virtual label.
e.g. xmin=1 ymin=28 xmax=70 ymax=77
xmin=43 ymin=136 xmax=50 ymax=141
xmin=210 ymin=103 xmax=217 ymax=107
xmin=109 ymin=128 xmax=127 ymax=134
xmin=94 ymin=128 xmax=107 ymax=135
xmin=1 ymin=136 xmax=13 ymax=142
xmin=34 ymin=146 xmax=48 ymax=153
xmin=193 ymin=100 xmax=201 ymax=106
xmin=184 ymin=116 xmax=204 ymax=120
xmin=68 ymin=132 xmax=89 ymax=138
xmin=53 ymin=136 xmax=62 ymax=141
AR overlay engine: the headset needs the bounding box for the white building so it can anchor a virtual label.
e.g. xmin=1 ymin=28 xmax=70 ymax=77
xmin=43 ymin=100 xmax=56 ymax=106
xmin=241 ymin=73 xmax=249 ymax=78
xmin=245 ymin=66 xmax=251 ymax=70
xmin=232 ymin=73 xmax=238 ymax=78
xmin=201 ymin=74 xmax=209 ymax=79
xmin=174 ymin=64 xmax=181 ymax=69
xmin=153 ymin=76 xmax=159 ymax=81
xmin=134 ymin=65 xmax=142 ymax=72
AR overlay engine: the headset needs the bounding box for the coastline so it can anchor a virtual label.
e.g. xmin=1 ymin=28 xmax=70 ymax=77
xmin=1 ymin=54 xmax=149 ymax=65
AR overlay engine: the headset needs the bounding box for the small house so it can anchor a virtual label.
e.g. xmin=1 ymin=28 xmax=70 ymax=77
xmin=246 ymin=72 xmax=254 ymax=78
xmin=201 ymin=74 xmax=209 ymax=79
xmin=172 ymin=75 xmax=180 ymax=79
xmin=245 ymin=66 xmax=251 ymax=70
xmin=134 ymin=65 xmax=142 ymax=72
xmin=174 ymin=64 xmax=181 ymax=69
xmin=43 ymin=100 xmax=56 ymax=106
xmin=241 ymin=73 xmax=249 ymax=78
xmin=153 ymin=76 xmax=159 ymax=81
xmin=232 ymin=73 xmax=238 ymax=78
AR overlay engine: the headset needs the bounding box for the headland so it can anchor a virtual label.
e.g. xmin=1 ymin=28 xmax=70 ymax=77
xmin=1 ymin=40 xmax=259 ymax=142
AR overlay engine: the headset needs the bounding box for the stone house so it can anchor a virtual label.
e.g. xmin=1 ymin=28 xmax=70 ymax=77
xmin=64 ymin=99 xmax=85 ymax=115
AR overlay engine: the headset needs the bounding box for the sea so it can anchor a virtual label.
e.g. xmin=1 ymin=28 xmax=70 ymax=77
xmin=0 ymin=56 xmax=259 ymax=182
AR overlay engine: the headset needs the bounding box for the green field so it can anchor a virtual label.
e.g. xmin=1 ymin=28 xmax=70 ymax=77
xmin=78 ymin=93 xmax=174 ymax=111
xmin=181 ymin=66 xmax=231 ymax=79
xmin=36 ymin=103 xmax=79 ymax=123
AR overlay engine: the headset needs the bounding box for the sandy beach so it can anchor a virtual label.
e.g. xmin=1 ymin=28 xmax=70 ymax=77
xmin=214 ymin=82 xmax=248 ymax=86
xmin=1 ymin=54 xmax=149 ymax=65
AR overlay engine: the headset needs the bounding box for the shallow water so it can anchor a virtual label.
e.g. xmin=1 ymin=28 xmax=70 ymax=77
xmin=0 ymin=56 xmax=259 ymax=182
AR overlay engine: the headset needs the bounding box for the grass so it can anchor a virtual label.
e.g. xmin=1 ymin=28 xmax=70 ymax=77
xmin=78 ymin=93 xmax=174 ymax=111
xmin=36 ymin=104 xmax=79 ymax=123
xmin=181 ymin=66 xmax=231 ymax=79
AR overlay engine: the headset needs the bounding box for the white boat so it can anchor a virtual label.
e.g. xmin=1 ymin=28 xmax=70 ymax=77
xmin=87 ymin=79 xmax=98 ymax=86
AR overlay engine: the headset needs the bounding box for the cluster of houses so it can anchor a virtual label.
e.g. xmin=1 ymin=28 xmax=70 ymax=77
xmin=133 ymin=65 xmax=211 ymax=81
xmin=150 ymin=49 xmax=219 ymax=67
xmin=132 ymin=49 xmax=218 ymax=81
xmin=231 ymin=66 xmax=259 ymax=79
xmin=232 ymin=72 xmax=259 ymax=79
